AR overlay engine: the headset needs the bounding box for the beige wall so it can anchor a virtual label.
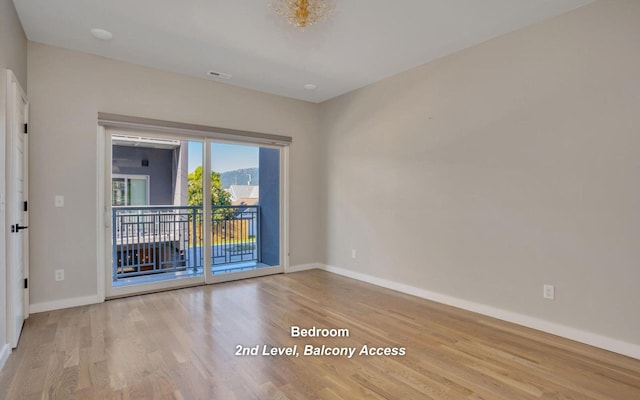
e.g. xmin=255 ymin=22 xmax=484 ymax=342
xmin=320 ymin=0 xmax=640 ymax=345
xmin=1 ymin=0 xmax=27 ymax=356
xmin=14 ymin=0 xmax=640 ymax=356
xmin=27 ymin=42 xmax=322 ymax=306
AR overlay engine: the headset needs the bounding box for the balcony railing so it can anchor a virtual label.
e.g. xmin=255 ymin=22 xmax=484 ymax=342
xmin=112 ymin=205 xmax=260 ymax=281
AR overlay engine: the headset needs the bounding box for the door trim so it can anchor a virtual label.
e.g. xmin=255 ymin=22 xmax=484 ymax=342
xmin=98 ymin=112 xmax=292 ymax=145
xmin=96 ymin=126 xmax=106 ymax=303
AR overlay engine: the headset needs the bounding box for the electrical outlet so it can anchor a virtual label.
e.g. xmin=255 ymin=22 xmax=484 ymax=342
xmin=351 ymin=249 xmax=357 ymax=259
xmin=543 ymin=284 xmax=555 ymax=300
xmin=55 ymin=269 xmax=65 ymax=282
xmin=55 ymin=195 xmax=64 ymax=207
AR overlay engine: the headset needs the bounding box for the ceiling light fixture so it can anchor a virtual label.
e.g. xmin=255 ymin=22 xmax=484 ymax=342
xmin=90 ymin=28 xmax=113 ymax=41
xmin=303 ymin=83 xmax=317 ymax=90
xmin=270 ymin=0 xmax=332 ymax=28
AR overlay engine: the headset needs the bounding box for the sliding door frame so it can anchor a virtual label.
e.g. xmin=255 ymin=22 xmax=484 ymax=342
xmin=205 ymin=138 xmax=287 ymax=284
xmin=97 ymin=115 xmax=290 ymax=299
xmin=100 ymin=128 xmax=206 ymax=298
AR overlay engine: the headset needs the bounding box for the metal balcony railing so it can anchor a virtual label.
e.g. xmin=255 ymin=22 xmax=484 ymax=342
xmin=211 ymin=205 xmax=260 ymax=266
xmin=112 ymin=205 xmax=260 ymax=281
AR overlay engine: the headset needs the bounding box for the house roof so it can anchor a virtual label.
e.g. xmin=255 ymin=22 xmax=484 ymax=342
xmin=228 ymin=185 xmax=259 ymax=201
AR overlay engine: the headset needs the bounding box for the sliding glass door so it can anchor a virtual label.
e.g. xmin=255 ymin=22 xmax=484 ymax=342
xmin=112 ymin=175 xmax=149 ymax=206
xmin=106 ymin=134 xmax=204 ymax=297
xmin=104 ymin=130 xmax=286 ymax=297
xmin=207 ymin=141 xmax=284 ymax=283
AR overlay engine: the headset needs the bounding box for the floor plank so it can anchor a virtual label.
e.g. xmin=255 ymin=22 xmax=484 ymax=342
xmin=1 ymin=270 xmax=639 ymax=399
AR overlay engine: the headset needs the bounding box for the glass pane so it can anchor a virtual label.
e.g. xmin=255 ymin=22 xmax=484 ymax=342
xmin=128 ymin=178 xmax=147 ymax=205
xmin=111 ymin=135 xmax=206 ymax=291
xmin=209 ymin=142 xmax=279 ymax=275
xmin=112 ymin=178 xmax=126 ymax=206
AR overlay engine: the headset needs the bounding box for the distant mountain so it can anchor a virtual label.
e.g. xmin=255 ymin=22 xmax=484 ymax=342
xmin=219 ymin=168 xmax=259 ymax=188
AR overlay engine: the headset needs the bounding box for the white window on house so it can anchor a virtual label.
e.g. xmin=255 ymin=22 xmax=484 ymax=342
xmin=112 ymin=175 xmax=149 ymax=206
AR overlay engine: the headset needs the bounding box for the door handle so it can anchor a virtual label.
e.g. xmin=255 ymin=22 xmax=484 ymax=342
xmin=12 ymin=224 xmax=28 ymax=232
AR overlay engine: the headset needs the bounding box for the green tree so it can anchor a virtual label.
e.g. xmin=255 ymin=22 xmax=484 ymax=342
xmin=187 ymin=166 xmax=232 ymax=207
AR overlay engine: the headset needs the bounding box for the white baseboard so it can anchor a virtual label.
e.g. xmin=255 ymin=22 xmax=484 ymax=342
xmin=0 ymin=343 xmax=10 ymax=372
xmin=29 ymin=295 xmax=99 ymax=314
xmin=287 ymin=263 xmax=322 ymax=273
xmin=320 ymin=264 xmax=640 ymax=360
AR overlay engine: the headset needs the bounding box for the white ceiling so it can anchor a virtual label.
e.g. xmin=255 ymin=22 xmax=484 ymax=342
xmin=13 ymin=0 xmax=593 ymax=103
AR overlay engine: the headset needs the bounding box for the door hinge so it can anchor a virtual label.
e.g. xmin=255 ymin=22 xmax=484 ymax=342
xmin=24 ymin=278 xmax=28 ymax=289
xmin=24 ymin=123 xmax=28 ymax=134
xmin=24 ymin=201 xmax=28 ymax=212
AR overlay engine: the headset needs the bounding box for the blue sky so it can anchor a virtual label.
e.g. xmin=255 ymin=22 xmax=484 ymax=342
xmin=188 ymin=142 xmax=259 ymax=173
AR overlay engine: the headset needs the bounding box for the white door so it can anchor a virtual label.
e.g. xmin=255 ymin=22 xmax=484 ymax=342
xmin=6 ymin=70 xmax=29 ymax=348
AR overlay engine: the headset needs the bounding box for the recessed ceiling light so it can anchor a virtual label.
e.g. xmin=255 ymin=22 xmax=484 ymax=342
xmin=303 ymin=83 xmax=317 ymax=90
xmin=90 ymin=28 xmax=113 ymax=41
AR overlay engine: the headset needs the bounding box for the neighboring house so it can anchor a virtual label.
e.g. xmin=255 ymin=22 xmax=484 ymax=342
xmin=227 ymin=184 xmax=259 ymax=206
xmin=111 ymin=135 xmax=189 ymax=207
xmin=224 ymin=185 xmax=260 ymax=244
xmin=111 ymin=135 xmax=190 ymax=274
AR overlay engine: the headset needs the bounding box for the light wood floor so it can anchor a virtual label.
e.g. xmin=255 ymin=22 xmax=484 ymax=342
xmin=1 ymin=270 xmax=639 ymax=399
